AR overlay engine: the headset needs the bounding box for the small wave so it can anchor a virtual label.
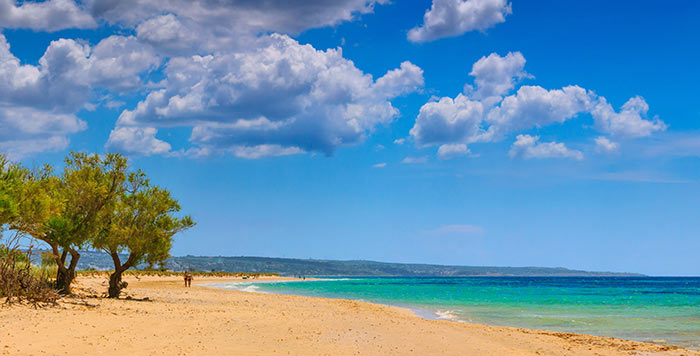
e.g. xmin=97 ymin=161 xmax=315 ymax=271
xmin=241 ymin=285 xmax=261 ymax=293
xmin=436 ymin=310 xmax=460 ymax=321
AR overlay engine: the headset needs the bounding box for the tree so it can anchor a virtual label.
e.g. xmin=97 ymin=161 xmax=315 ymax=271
xmin=0 ymin=155 xmax=19 ymax=231
xmin=12 ymin=152 xmax=128 ymax=294
xmin=4 ymin=162 xmax=60 ymax=262
xmin=52 ymin=152 xmax=129 ymax=294
xmin=94 ymin=172 xmax=194 ymax=298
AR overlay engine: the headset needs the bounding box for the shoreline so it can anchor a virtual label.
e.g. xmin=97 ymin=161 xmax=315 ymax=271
xmin=1 ymin=275 xmax=697 ymax=356
xmin=207 ymin=277 xmax=700 ymax=350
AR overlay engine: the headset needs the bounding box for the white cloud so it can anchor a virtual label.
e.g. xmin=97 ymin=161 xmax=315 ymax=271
xmin=87 ymin=35 xmax=160 ymax=92
xmin=88 ymin=0 xmax=385 ymax=30
xmin=0 ymin=136 xmax=69 ymax=161
xmin=591 ymin=96 xmax=666 ymax=138
xmin=0 ymin=107 xmax=85 ymax=141
xmin=426 ymin=224 xmax=485 ymax=235
xmin=117 ymin=34 xmax=423 ymax=158
xmin=408 ymin=0 xmax=511 ymax=43
xmin=373 ymin=61 xmax=424 ymax=98
xmin=105 ymin=126 xmax=171 ymax=156
xmin=0 ymin=35 xmax=90 ymax=112
xmin=135 ymin=14 xmax=202 ymax=56
xmin=486 ymin=85 xmax=596 ymax=138
xmin=466 ymin=51 xmax=529 ymax=103
xmin=508 ymin=134 xmax=583 ymax=160
xmin=372 ymin=162 xmax=387 ymax=168
xmin=88 ymin=0 xmax=388 ymax=53
xmin=0 ymin=0 xmax=96 ymax=32
xmin=410 ymin=94 xmax=484 ymax=147
xmin=594 ymin=136 xmax=619 ymax=153
xmin=0 ymin=34 xmax=158 ymax=109
xmin=0 ymin=106 xmax=85 ymax=159
xmin=402 ymin=156 xmax=428 ymax=164
xmin=410 ymin=52 xmax=664 ymax=159
xmin=0 ymin=34 xmax=159 ymax=158
xmin=437 ymin=143 xmax=471 ymax=159
xmin=393 ymin=138 xmax=406 ymax=145
xmin=230 ymin=145 xmax=304 ymax=159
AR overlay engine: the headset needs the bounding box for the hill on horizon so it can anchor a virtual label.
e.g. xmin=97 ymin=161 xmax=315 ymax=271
xmin=49 ymin=251 xmax=643 ymax=277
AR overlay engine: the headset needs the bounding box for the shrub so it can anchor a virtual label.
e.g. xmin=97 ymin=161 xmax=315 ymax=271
xmin=0 ymin=245 xmax=58 ymax=307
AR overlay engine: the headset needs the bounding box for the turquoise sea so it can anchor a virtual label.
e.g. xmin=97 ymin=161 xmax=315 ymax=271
xmin=215 ymin=277 xmax=700 ymax=350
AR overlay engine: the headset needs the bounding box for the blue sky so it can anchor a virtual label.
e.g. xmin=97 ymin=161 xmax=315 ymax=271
xmin=1 ymin=0 xmax=699 ymax=275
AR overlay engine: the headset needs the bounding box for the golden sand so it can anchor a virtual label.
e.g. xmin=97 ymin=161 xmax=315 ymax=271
xmin=1 ymin=276 xmax=697 ymax=356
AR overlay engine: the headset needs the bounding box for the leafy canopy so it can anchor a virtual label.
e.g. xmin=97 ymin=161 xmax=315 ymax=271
xmin=94 ymin=171 xmax=195 ymax=269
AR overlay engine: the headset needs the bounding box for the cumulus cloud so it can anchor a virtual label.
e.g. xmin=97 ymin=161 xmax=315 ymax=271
xmin=408 ymin=0 xmax=511 ymax=43
xmin=485 ymin=85 xmax=595 ymax=138
xmin=87 ymin=35 xmax=160 ymax=92
xmin=0 ymin=136 xmax=69 ymax=161
xmin=508 ymin=134 xmax=583 ymax=160
xmin=410 ymin=52 xmax=664 ymax=159
xmin=437 ymin=143 xmax=471 ymax=159
xmin=229 ymin=144 xmax=304 ymax=159
xmin=87 ymin=0 xmax=388 ymax=53
xmin=105 ymin=126 xmax=171 ymax=156
xmin=591 ymin=96 xmax=666 ymax=138
xmin=88 ymin=0 xmax=385 ymax=29
xmin=0 ymin=34 xmax=157 ymax=158
xmin=594 ymin=136 xmax=619 ymax=153
xmin=0 ymin=107 xmax=85 ymax=159
xmin=135 ymin=14 xmax=202 ymax=56
xmin=115 ymin=34 xmax=423 ymax=158
xmin=410 ymin=94 xmax=484 ymax=147
xmin=0 ymin=35 xmax=89 ymax=112
xmin=0 ymin=34 xmax=158 ymax=110
xmin=2 ymin=0 xmax=424 ymax=160
xmin=0 ymin=0 xmax=96 ymax=32
xmin=466 ymin=51 xmax=530 ymax=104
xmin=393 ymin=138 xmax=406 ymax=145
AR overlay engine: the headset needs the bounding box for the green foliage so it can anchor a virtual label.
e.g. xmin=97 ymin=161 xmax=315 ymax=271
xmin=95 ymin=172 xmax=195 ymax=270
xmin=1 ymin=151 xmax=194 ymax=296
xmin=50 ymin=152 xmax=129 ymax=250
xmin=0 ymin=155 xmax=20 ymax=230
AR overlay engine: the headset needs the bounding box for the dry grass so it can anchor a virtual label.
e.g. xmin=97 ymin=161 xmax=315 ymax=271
xmin=0 ymin=246 xmax=59 ymax=307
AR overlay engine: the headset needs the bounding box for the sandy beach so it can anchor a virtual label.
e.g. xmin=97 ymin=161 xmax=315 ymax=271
xmin=1 ymin=275 xmax=697 ymax=356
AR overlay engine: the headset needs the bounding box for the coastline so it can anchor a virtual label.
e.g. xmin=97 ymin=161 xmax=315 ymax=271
xmin=1 ymin=275 xmax=696 ymax=356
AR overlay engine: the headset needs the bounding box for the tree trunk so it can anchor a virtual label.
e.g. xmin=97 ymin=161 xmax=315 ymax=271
xmin=54 ymin=248 xmax=80 ymax=295
xmin=108 ymin=269 xmax=126 ymax=298
xmin=107 ymin=252 xmax=134 ymax=298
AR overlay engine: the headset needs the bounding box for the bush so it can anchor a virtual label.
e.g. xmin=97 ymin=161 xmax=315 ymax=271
xmin=0 ymin=244 xmax=59 ymax=307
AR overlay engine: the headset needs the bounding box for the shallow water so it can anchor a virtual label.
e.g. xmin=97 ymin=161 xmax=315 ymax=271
xmin=216 ymin=277 xmax=700 ymax=349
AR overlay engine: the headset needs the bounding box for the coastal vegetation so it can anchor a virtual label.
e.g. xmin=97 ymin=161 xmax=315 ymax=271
xmin=41 ymin=251 xmax=642 ymax=277
xmin=0 ymin=152 xmax=194 ymax=301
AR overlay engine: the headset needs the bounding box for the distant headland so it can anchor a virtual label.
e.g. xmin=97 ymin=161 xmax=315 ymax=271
xmin=54 ymin=251 xmax=643 ymax=277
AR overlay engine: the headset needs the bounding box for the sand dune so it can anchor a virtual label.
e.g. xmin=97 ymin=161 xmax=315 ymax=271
xmin=1 ymin=276 xmax=696 ymax=356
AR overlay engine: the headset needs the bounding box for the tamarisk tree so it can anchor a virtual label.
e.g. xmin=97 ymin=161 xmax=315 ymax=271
xmin=95 ymin=171 xmax=194 ymax=298
xmin=0 ymin=155 xmax=17 ymax=229
xmin=13 ymin=152 xmax=128 ymax=294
